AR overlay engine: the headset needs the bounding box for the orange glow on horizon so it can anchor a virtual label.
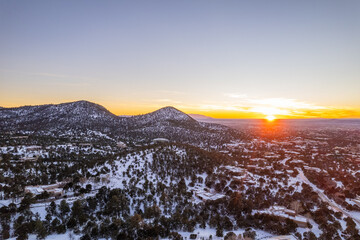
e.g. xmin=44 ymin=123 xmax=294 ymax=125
xmin=265 ymin=115 xmax=276 ymax=121
xmin=1 ymin=100 xmax=360 ymax=119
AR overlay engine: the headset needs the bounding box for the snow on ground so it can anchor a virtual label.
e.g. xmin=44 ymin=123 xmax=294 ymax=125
xmin=297 ymin=168 xmax=360 ymax=228
xmin=296 ymin=219 xmax=322 ymax=238
xmin=167 ymin=227 xmax=274 ymax=240
xmin=9 ymin=228 xmax=275 ymax=240
xmin=253 ymin=207 xmax=309 ymax=227
xmin=8 ymin=232 xmax=81 ymax=240
xmin=279 ymin=157 xmax=291 ymax=165
xmin=0 ymin=199 xmax=18 ymax=207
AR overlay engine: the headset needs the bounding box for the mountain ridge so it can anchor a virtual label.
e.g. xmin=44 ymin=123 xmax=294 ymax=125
xmin=0 ymin=100 xmax=241 ymax=144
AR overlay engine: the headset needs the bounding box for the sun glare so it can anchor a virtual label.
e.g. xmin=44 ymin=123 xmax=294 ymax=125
xmin=266 ymin=115 xmax=276 ymax=121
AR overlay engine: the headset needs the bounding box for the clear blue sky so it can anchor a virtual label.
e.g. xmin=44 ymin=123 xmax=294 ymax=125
xmin=1 ymin=0 xmax=359 ymax=118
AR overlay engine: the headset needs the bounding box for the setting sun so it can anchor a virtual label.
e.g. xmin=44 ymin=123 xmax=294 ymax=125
xmin=266 ymin=115 xmax=276 ymax=121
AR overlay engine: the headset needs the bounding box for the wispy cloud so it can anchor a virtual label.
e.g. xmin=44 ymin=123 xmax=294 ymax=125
xmin=0 ymin=68 xmax=95 ymax=82
xmin=28 ymin=71 xmax=96 ymax=82
xmin=144 ymin=93 xmax=358 ymax=118
xmin=198 ymin=104 xmax=240 ymax=111
xmin=248 ymin=98 xmax=327 ymax=110
xmin=192 ymin=94 xmax=355 ymax=118
xmin=29 ymin=72 xmax=74 ymax=78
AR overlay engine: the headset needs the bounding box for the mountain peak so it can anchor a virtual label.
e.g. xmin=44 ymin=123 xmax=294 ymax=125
xmin=156 ymin=106 xmax=184 ymax=114
xmin=146 ymin=106 xmax=195 ymax=122
xmin=0 ymin=101 xmax=238 ymax=144
xmin=0 ymin=100 xmax=119 ymax=132
xmin=63 ymin=100 xmax=99 ymax=107
xmin=70 ymin=100 xmax=92 ymax=105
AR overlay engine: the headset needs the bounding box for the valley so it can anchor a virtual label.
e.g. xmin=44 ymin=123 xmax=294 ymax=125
xmin=0 ymin=102 xmax=360 ymax=240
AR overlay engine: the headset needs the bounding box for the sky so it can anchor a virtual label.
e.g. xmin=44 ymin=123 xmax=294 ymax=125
xmin=0 ymin=0 xmax=359 ymax=119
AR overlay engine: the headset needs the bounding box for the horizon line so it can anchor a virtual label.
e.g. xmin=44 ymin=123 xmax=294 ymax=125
xmin=1 ymin=99 xmax=360 ymax=120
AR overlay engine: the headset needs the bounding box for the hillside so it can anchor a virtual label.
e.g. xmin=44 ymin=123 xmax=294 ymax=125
xmin=0 ymin=101 xmax=241 ymax=145
xmin=0 ymin=101 xmax=120 ymax=133
xmin=1 ymin=121 xmax=360 ymax=239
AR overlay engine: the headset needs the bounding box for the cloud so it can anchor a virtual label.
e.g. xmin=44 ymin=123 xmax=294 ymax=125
xmin=198 ymin=104 xmax=240 ymax=111
xmin=142 ymin=93 xmax=359 ymax=118
xmin=28 ymin=72 xmax=96 ymax=82
xmin=248 ymin=98 xmax=327 ymax=110
xmin=249 ymin=106 xmax=291 ymax=116
xmin=29 ymin=72 xmax=74 ymax=78
xmin=193 ymin=95 xmax=357 ymax=118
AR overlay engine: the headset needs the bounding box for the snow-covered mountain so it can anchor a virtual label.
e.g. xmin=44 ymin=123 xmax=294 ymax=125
xmin=0 ymin=101 xmax=241 ymax=144
xmin=117 ymin=106 xmax=240 ymax=144
xmin=134 ymin=106 xmax=196 ymax=123
xmin=122 ymin=106 xmax=198 ymax=129
xmin=0 ymin=100 xmax=120 ymax=133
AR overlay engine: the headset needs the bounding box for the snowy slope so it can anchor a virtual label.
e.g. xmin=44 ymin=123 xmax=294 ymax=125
xmin=0 ymin=100 xmax=120 ymax=132
xmin=0 ymin=101 xmax=241 ymax=144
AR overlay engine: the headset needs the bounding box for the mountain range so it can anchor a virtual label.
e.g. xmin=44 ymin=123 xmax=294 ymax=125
xmin=0 ymin=100 xmax=240 ymax=144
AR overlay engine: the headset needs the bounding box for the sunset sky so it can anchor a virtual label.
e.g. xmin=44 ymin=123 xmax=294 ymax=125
xmin=1 ymin=1 xmax=359 ymax=119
